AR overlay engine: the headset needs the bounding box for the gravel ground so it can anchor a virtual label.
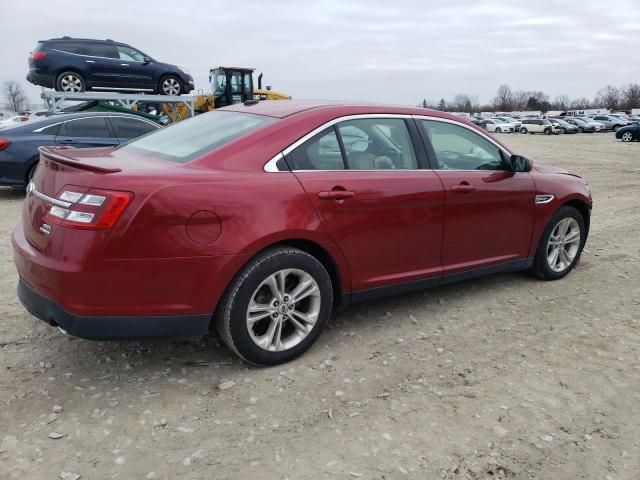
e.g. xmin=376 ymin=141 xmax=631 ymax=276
xmin=1 ymin=132 xmax=638 ymax=480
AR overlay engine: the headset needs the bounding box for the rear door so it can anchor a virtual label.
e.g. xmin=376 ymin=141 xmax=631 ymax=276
xmin=288 ymin=116 xmax=445 ymax=293
xmin=55 ymin=117 xmax=120 ymax=148
xmin=418 ymin=118 xmax=535 ymax=274
xmin=83 ymin=42 xmax=120 ymax=87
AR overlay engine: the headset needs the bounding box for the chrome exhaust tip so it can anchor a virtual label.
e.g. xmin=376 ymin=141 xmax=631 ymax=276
xmin=57 ymin=326 xmax=68 ymax=335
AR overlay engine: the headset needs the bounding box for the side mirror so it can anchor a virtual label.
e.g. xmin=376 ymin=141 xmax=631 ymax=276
xmin=143 ymin=57 xmax=151 ymax=64
xmin=509 ymin=154 xmax=532 ymax=173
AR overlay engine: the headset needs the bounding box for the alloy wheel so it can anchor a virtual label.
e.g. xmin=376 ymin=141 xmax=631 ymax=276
xmin=60 ymin=74 xmax=83 ymax=92
xmin=621 ymin=132 xmax=633 ymax=142
xmin=162 ymin=78 xmax=181 ymax=95
xmin=546 ymin=218 xmax=581 ymax=273
xmin=246 ymin=269 xmax=321 ymax=352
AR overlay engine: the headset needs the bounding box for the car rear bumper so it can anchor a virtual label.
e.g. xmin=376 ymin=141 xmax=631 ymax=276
xmin=17 ymin=279 xmax=210 ymax=340
xmin=26 ymin=71 xmax=54 ymax=89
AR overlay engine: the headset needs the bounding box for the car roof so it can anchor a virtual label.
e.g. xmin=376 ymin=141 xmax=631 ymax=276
xmin=220 ymin=99 xmax=466 ymax=121
xmin=2 ymin=111 xmax=156 ymax=134
xmin=42 ymin=37 xmax=128 ymax=46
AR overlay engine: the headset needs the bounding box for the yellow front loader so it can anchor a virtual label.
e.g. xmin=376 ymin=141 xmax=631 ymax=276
xmin=161 ymin=67 xmax=290 ymax=122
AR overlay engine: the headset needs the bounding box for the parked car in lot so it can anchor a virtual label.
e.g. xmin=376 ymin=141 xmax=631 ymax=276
xmin=13 ymin=101 xmax=592 ymax=365
xmin=27 ymin=37 xmax=195 ymax=95
xmin=0 ymin=111 xmax=160 ymax=187
xmin=615 ymin=124 xmax=640 ymax=142
xmin=589 ymin=115 xmax=627 ymax=132
xmin=575 ymin=117 xmax=605 ymax=132
xmin=483 ymin=118 xmax=517 ymax=133
xmin=549 ymin=119 xmax=579 ymax=134
xmin=494 ymin=116 xmax=522 ymax=130
xmin=562 ymin=117 xmax=596 ymax=133
xmin=0 ymin=115 xmax=30 ymax=128
xmin=519 ymin=119 xmax=557 ymax=135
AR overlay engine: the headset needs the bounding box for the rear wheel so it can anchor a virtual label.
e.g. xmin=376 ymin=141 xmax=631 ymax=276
xmin=544 ymin=128 xmax=552 ymax=135
xmin=55 ymin=71 xmax=86 ymax=92
xmin=531 ymin=206 xmax=585 ymax=280
xmin=613 ymin=125 xmax=621 ymax=132
xmin=621 ymin=131 xmax=633 ymax=142
xmin=495 ymin=127 xmax=502 ymax=133
xmin=159 ymin=75 xmax=182 ymax=96
xmin=216 ymin=247 xmax=333 ymax=366
xmin=520 ymin=127 xmax=528 ymax=134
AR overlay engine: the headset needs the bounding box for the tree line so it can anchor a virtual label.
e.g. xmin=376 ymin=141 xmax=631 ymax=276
xmin=421 ymin=83 xmax=640 ymax=113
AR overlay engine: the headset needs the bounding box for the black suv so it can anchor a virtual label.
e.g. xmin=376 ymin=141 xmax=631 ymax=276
xmin=27 ymin=37 xmax=194 ymax=95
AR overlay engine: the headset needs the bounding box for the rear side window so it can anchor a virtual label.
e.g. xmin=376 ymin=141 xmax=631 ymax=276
xmin=39 ymin=123 xmax=61 ymax=136
xmin=287 ymin=128 xmax=345 ymax=170
xmin=109 ymin=117 xmax=158 ymax=139
xmin=120 ymin=111 xmax=274 ymax=163
xmin=85 ymin=43 xmax=117 ymax=58
xmin=50 ymin=41 xmax=86 ymax=54
xmin=58 ymin=117 xmax=112 ymax=138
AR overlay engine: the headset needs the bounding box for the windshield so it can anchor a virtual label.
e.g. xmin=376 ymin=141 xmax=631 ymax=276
xmin=120 ymin=111 xmax=275 ymax=163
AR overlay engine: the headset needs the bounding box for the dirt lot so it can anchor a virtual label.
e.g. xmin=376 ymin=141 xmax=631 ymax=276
xmin=1 ymin=132 xmax=638 ymax=480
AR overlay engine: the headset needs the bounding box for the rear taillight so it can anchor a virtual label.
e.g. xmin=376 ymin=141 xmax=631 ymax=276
xmin=43 ymin=186 xmax=133 ymax=230
xmin=31 ymin=52 xmax=47 ymax=61
xmin=0 ymin=139 xmax=10 ymax=151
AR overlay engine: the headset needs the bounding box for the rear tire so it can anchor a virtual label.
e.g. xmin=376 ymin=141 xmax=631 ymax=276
xmin=531 ymin=206 xmax=585 ymax=280
xmin=495 ymin=127 xmax=502 ymax=133
xmin=520 ymin=127 xmax=528 ymax=134
xmin=55 ymin=71 xmax=86 ymax=92
xmin=216 ymin=247 xmax=333 ymax=366
xmin=613 ymin=125 xmax=621 ymax=132
xmin=544 ymin=128 xmax=552 ymax=135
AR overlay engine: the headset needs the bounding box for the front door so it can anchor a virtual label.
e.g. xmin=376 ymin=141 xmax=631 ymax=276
xmin=289 ymin=117 xmax=445 ymax=293
xmin=418 ymin=119 xmax=535 ymax=274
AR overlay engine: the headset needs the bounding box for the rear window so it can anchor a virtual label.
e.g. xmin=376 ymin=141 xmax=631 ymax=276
xmin=120 ymin=111 xmax=275 ymax=163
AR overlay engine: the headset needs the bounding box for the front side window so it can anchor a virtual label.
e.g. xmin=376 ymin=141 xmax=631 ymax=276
xmin=117 ymin=46 xmax=146 ymax=62
xmin=338 ymin=118 xmax=417 ymax=170
xmin=58 ymin=117 xmax=111 ymax=138
xmin=420 ymin=120 xmax=504 ymax=171
xmin=110 ymin=117 xmax=158 ymax=139
xmin=120 ymin=111 xmax=274 ymax=163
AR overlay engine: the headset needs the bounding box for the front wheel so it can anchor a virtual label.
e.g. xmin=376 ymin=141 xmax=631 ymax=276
xmin=621 ymin=131 xmax=633 ymax=142
xmin=495 ymin=127 xmax=502 ymax=133
xmin=613 ymin=125 xmax=621 ymax=132
xmin=159 ymin=75 xmax=182 ymax=96
xmin=544 ymin=128 xmax=552 ymax=135
xmin=520 ymin=127 xmax=528 ymax=134
xmin=531 ymin=206 xmax=585 ymax=280
xmin=216 ymin=247 xmax=333 ymax=366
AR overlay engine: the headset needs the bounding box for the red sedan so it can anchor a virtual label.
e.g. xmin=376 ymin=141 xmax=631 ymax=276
xmin=13 ymin=101 xmax=592 ymax=365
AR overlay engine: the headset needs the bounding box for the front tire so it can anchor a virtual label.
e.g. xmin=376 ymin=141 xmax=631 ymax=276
xmin=495 ymin=127 xmax=501 ymax=133
xmin=621 ymin=131 xmax=633 ymax=142
xmin=520 ymin=127 xmax=528 ymax=134
xmin=613 ymin=125 xmax=621 ymax=132
xmin=159 ymin=75 xmax=182 ymax=96
xmin=544 ymin=128 xmax=552 ymax=135
xmin=216 ymin=247 xmax=333 ymax=366
xmin=531 ymin=206 xmax=585 ymax=280
xmin=55 ymin=71 xmax=86 ymax=92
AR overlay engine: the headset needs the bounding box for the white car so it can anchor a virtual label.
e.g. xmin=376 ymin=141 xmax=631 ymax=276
xmin=0 ymin=115 xmax=29 ymax=128
xmin=494 ymin=116 xmax=522 ymax=130
xmin=483 ymin=118 xmax=517 ymax=133
xmin=519 ymin=119 xmax=558 ymax=135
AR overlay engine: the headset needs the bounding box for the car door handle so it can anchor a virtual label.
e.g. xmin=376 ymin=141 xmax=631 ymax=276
xmin=450 ymin=183 xmax=475 ymax=193
xmin=121 ymin=63 xmax=130 ymax=66
xmin=85 ymin=60 xmax=95 ymax=63
xmin=318 ymin=190 xmax=355 ymax=200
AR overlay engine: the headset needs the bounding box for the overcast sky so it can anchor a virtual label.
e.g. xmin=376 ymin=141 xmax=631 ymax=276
xmin=1 ymin=0 xmax=638 ymax=107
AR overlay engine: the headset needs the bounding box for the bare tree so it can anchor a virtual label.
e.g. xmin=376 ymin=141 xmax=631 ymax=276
xmin=2 ymin=81 xmax=28 ymax=113
xmin=570 ymin=97 xmax=591 ymax=110
xmin=511 ymin=90 xmax=529 ymax=111
xmin=621 ymin=83 xmax=640 ymax=110
xmin=553 ymin=95 xmax=570 ymax=110
xmin=452 ymin=94 xmax=475 ymax=113
xmin=596 ymin=85 xmax=620 ymax=110
xmin=492 ymin=84 xmax=513 ymax=111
